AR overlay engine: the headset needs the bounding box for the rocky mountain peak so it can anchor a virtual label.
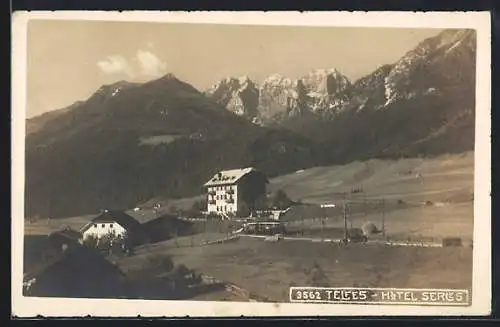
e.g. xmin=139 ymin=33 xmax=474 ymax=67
xmin=207 ymin=68 xmax=354 ymax=124
xmin=301 ymin=68 xmax=350 ymax=95
xmin=205 ymin=75 xmax=259 ymax=119
xmin=382 ymin=29 xmax=476 ymax=107
xmin=206 ymin=29 xmax=475 ymax=124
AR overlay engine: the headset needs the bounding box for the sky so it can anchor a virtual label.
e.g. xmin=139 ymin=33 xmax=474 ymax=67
xmin=26 ymin=20 xmax=443 ymax=118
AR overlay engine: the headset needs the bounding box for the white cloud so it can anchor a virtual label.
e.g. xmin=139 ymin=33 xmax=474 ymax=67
xmin=96 ymin=50 xmax=167 ymax=80
xmin=135 ymin=50 xmax=167 ymax=77
xmin=96 ymin=55 xmax=133 ymax=77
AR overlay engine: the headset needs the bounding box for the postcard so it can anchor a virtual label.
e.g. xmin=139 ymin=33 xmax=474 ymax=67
xmin=11 ymin=10 xmax=491 ymax=317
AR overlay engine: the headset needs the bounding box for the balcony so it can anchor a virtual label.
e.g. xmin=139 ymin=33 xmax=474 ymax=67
xmin=208 ymin=191 xmax=216 ymax=196
xmin=226 ymin=198 xmax=234 ymax=204
xmin=226 ymin=189 xmax=234 ymax=195
xmin=208 ymin=200 xmax=216 ymax=205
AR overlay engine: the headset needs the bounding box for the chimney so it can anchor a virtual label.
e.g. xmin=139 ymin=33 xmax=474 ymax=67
xmin=217 ymin=172 xmax=222 ymax=180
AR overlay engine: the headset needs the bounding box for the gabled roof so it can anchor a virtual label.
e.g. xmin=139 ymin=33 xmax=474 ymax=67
xmin=80 ymin=210 xmax=141 ymax=233
xmin=204 ymin=167 xmax=264 ymax=187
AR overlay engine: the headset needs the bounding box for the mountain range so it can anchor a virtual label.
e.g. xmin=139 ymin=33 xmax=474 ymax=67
xmin=25 ymin=28 xmax=476 ymax=218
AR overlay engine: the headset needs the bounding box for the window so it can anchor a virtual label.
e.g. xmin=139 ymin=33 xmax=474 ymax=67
xmin=110 ymin=223 xmax=113 ymax=228
xmin=93 ymin=224 xmax=97 ymax=228
xmin=102 ymin=224 xmax=105 ymax=228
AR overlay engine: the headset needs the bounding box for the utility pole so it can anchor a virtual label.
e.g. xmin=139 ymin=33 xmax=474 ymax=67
xmin=204 ymin=214 xmax=207 ymax=242
xmin=321 ymin=208 xmax=324 ymax=242
xmin=349 ymin=203 xmax=353 ymax=230
xmin=381 ymin=199 xmax=386 ymax=238
xmin=364 ymin=192 xmax=367 ymax=217
xmin=343 ymin=197 xmax=348 ymax=242
xmin=301 ymin=214 xmax=304 ymax=236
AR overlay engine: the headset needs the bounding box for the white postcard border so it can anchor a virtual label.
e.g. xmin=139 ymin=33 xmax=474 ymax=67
xmin=11 ymin=11 xmax=492 ymax=317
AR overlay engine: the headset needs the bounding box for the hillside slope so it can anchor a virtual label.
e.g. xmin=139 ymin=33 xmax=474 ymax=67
xmin=25 ymin=75 xmax=325 ymax=218
xmin=268 ymin=151 xmax=474 ymax=205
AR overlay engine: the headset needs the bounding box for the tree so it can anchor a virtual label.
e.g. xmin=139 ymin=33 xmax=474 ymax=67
xmin=191 ymin=198 xmax=207 ymax=212
xmin=96 ymin=231 xmax=117 ymax=253
xmin=271 ymin=189 xmax=294 ymax=210
xmin=236 ymin=202 xmax=250 ymax=218
xmin=171 ymin=225 xmax=179 ymax=248
xmin=82 ymin=235 xmax=98 ymax=249
xmin=169 ymin=205 xmax=179 ymax=215
xmin=254 ymin=195 xmax=269 ymax=211
xmin=185 ymin=198 xmax=208 ymax=217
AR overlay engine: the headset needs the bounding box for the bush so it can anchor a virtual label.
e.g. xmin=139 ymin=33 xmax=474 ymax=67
xmin=147 ymin=255 xmax=175 ymax=274
xmin=361 ymin=221 xmax=379 ymax=236
xmin=173 ymin=264 xmax=191 ymax=278
xmin=83 ymin=231 xmax=133 ymax=255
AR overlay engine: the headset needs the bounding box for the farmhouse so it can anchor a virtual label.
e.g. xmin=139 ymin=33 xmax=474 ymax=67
xmin=80 ymin=210 xmax=143 ymax=241
xmin=204 ymin=167 xmax=267 ymax=216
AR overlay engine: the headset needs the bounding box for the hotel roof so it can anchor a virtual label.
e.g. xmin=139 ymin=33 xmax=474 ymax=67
xmin=203 ymin=167 xmax=257 ymax=187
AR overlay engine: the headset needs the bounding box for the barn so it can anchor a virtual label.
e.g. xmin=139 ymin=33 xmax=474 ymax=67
xmin=141 ymin=213 xmax=196 ymax=243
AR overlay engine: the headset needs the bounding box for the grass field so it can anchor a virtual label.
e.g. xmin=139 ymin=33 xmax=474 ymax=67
xmin=268 ymin=151 xmax=473 ymax=204
xmin=284 ymin=201 xmax=473 ymax=243
xmin=114 ymin=237 xmax=472 ymax=302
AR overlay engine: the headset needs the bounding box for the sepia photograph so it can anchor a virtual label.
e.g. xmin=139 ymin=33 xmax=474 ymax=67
xmin=11 ymin=11 xmax=491 ymax=317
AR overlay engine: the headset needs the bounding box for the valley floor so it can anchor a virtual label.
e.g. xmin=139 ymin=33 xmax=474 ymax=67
xmin=22 ymin=152 xmax=475 ymax=302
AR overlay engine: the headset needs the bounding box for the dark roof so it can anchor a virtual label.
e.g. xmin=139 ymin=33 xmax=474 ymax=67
xmin=204 ymin=168 xmax=268 ymax=187
xmin=24 ymin=241 xmax=105 ymax=279
xmin=49 ymin=228 xmax=82 ymax=242
xmin=23 ymin=244 xmax=128 ymax=298
xmin=141 ymin=214 xmax=195 ymax=242
xmin=81 ymin=210 xmax=141 ymax=232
